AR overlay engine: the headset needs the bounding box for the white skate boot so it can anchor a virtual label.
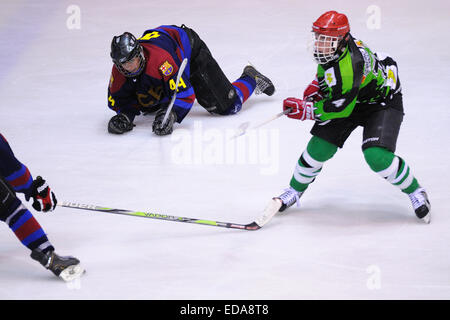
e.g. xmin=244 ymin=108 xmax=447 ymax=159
xmin=275 ymin=187 xmax=304 ymax=212
xmin=408 ymin=187 xmax=431 ymax=224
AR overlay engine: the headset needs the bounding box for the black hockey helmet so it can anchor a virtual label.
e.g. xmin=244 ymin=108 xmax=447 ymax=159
xmin=110 ymin=32 xmax=145 ymax=77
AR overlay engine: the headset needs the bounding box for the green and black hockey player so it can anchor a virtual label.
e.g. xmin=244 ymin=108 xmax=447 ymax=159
xmin=273 ymin=10 xmax=431 ymax=223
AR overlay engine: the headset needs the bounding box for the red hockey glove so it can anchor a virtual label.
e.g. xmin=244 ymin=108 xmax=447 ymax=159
xmin=283 ymin=98 xmax=316 ymax=121
xmin=303 ymin=78 xmax=323 ymax=102
xmin=26 ymin=176 xmax=57 ymax=212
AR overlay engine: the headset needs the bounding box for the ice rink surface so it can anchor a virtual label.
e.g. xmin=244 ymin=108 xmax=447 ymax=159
xmin=1 ymin=0 xmax=449 ymax=300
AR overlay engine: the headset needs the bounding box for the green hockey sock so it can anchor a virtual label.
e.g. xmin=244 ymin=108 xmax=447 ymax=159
xmin=363 ymin=147 xmax=420 ymax=194
xmin=290 ymin=136 xmax=338 ymax=192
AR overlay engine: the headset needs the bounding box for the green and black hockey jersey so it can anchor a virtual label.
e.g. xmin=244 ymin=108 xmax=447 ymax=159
xmin=314 ymin=36 xmax=402 ymax=122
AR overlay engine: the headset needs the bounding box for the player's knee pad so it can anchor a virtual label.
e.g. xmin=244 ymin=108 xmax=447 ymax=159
xmin=190 ymin=57 xmax=237 ymax=114
xmin=307 ymin=136 xmax=338 ymax=162
xmin=363 ymin=146 xmax=395 ymax=173
xmin=189 ymin=39 xmax=237 ymax=115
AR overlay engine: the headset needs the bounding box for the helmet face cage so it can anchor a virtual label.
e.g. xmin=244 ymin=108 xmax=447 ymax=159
xmin=113 ymin=45 xmax=146 ymax=77
xmin=311 ymin=32 xmax=341 ymax=65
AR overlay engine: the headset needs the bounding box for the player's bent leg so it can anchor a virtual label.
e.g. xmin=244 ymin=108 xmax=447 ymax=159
xmin=190 ymin=54 xmax=240 ymax=115
xmin=1 ymin=176 xmax=85 ymax=280
xmin=184 ymin=25 xmax=272 ymax=116
xmin=363 ymin=146 xmax=430 ymax=223
xmin=289 ymin=136 xmax=338 ymax=192
xmin=276 ymin=136 xmax=338 ymax=212
xmin=1 ymin=175 xmax=55 ymax=253
xmin=186 ymin=27 xmax=239 ymax=115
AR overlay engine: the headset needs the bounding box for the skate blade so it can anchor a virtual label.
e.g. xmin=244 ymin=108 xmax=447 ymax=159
xmin=420 ymin=213 xmax=431 ymax=224
xmin=255 ymin=198 xmax=282 ymax=227
xmin=59 ymin=264 xmax=85 ymax=282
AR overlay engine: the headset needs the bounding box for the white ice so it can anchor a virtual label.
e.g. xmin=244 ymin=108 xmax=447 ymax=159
xmin=1 ymin=0 xmax=449 ymax=300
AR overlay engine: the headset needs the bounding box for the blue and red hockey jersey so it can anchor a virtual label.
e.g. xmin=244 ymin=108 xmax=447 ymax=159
xmin=107 ymin=25 xmax=195 ymax=123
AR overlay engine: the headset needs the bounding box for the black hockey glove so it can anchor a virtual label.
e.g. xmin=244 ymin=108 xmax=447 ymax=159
xmin=152 ymin=108 xmax=177 ymax=136
xmin=108 ymin=114 xmax=135 ymax=134
xmin=25 ymin=176 xmax=57 ymax=212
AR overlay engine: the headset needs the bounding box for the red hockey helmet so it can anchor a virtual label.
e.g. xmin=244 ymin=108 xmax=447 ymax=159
xmin=312 ymin=11 xmax=350 ymax=37
xmin=310 ymin=11 xmax=350 ymax=64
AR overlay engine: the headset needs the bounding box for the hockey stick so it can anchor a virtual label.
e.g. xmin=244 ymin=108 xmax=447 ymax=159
xmin=161 ymin=58 xmax=188 ymax=127
xmin=58 ymin=199 xmax=281 ymax=231
xmin=230 ymin=107 xmax=292 ymax=140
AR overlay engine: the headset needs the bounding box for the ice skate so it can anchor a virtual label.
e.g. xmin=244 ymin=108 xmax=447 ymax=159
xmin=243 ymin=65 xmax=275 ymax=96
xmin=31 ymin=249 xmax=85 ymax=282
xmin=275 ymin=187 xmax=304 ymax=212
xmin=408 ymin=187 xmax=431 ymax=224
